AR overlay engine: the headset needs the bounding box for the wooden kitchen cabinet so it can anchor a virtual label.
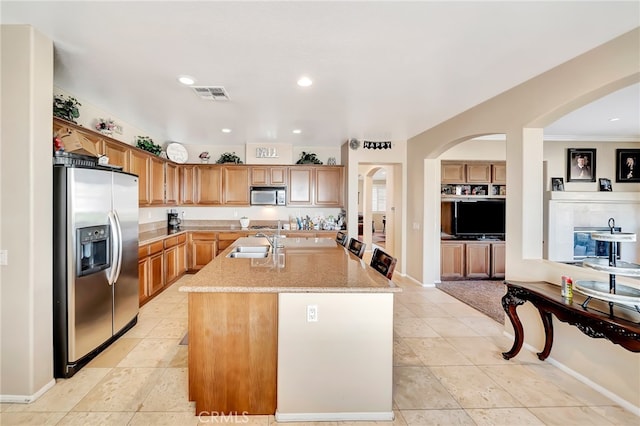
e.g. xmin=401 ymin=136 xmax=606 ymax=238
xmin=149 ymin=156 xmax=165 ymax=205
xmin=440 ymin=242 xmax=465 ymax=280
xmin=250 ymin=166 xmax=287 ymax=186
xmin=441 ymin=163 xmax=466 ymax=183
xmin=180 ymin=165 xmax=196 ymax=205
xmin=492 ymin=163 xmax=506 ymax=184
xmin=288 ymin=167 xmax=313 ymax=205
xmin=288 ymin=166 xmax=344 ymax=207
xmin=102 ymin=139 xmax=129 ymax=170
xmin=195 ymin=166 xmax=223 ymax=205
xmin=491 ymin=241 xmax=506 ymax=278
xmin=165 ymin=163 xmax=179 ymax=205
xmin=466 ymin=163 xmax=492 ymax=183
xmin=164 ymin=234 xmax=187 ymax=285
xmin=147 ymin=241 xmax=165 ymax=298
xmin=129 ymin=150 xmax=150 ymax=205
xmin=315 ymin=167 xmax=344 ymax=206
xmin=189 ymin=232 xmax=218 ymax=271
xmin=465 ymin=242 xmax=491 ymax=279
xmin=223 ymin=166 xmax=250 ymax=205
xmin=441 ymin=240 xmax=504 ymax=280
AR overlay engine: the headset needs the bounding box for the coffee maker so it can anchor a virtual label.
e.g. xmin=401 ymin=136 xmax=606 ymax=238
xmin=167 ymin=210 xmax=181 ymax=231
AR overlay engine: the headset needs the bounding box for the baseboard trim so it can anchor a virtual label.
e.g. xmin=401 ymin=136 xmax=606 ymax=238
xmin=502 ymin=331 xmax=640 ymax=416
xmin=0 ymin=378 xmax=56 ymax=404
xmin=275 ymin=411 xmax=394 ymax=422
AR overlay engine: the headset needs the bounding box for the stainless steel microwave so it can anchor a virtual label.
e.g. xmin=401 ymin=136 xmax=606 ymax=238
xmin=250 ymin=186 xmax=286 ymax=206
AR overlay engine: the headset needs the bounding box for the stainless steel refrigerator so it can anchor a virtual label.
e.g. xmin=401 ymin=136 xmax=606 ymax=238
xmin=53 ymin=164 xmax=139 ymax=378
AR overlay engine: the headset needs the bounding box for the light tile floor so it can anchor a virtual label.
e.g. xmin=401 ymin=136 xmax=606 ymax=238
xmin=2 ymin=273 xmax=638 ymax=425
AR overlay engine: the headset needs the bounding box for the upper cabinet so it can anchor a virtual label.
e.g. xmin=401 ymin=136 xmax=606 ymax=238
xmin=441 ymin=161 xmax=506 ymax=198
xmin=53 ymin=119 xmax=345 ymax=209
xmin=315 ymin=166 xmax=344 ymax=207
xmin=223 ymin=166 xmax=250 ymax=205
xmin=250 ymin=166 xmax=287 ymax=186
xmin=288 ymin=166 xmax=344 ymax=207
xmin=129 ymin=150 xmax=150 ymax=205
xmin=195 ymin=166 xmax=223 ymax=205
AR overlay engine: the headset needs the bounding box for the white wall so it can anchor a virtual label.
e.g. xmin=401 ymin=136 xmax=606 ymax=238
xmin=1 ymin=25 xmax=55 ymax=401
xmin=277 ymin=293 xmax=394 ymax=421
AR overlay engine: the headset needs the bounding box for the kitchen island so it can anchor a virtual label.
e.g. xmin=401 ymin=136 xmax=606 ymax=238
xmin=179 ymin=237 xmax=400 ymax=422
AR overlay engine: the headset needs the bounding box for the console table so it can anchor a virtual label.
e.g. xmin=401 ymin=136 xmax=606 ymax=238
xmin=501 ymin=281 xmax=640 ymax=361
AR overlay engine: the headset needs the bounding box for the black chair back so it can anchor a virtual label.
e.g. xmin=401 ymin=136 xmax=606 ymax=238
xmin=336 ymin=231 xmax=348 ymax=246
xmin=370 ymin=248 xmax=397 ymax=279
xmin=347 ymin=238 xmax=366 ymax=259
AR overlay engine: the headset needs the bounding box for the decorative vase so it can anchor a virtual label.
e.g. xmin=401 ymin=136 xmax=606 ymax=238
xmin=239 ymin=218 xmax=250 ymax=228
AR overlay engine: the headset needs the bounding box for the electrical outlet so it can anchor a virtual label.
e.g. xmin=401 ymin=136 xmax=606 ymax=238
xmin=0 ymin=250 xmax=8 ymax=266
xmin=306 ymin=304 xmax=318 ymax=322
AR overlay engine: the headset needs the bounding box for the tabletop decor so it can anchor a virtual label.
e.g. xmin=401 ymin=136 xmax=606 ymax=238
xmin=135 ymin=136 xmax=162 ymax=156
xmin=95 ymin=118 xmax=116 ymax=135
xmin=199 ymin=151 xmax=211 ymax=163
xmin=53 ymin=95 xmax=81 ymax=123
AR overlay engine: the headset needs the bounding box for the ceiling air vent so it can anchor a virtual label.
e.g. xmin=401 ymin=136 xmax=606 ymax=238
xmin=191 ymin=86 xmax=230 ymax=101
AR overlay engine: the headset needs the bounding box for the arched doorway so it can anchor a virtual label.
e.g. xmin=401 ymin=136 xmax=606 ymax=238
xmin=358 ymin=164 xmax=397 ymax=256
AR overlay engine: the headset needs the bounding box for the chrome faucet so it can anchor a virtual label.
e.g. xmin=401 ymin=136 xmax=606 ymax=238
xmin=256 ymin=220 xmax=284 ymax=251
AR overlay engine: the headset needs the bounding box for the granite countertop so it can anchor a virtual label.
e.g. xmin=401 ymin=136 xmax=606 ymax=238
xmin=179 ymin=236 xmax=400 ymax=294
xmin=139 ymin=226 xmax=337 ymax=245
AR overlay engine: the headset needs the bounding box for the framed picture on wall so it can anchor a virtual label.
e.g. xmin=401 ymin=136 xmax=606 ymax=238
xmin=566 ymin=148 xmax=596 ymax=182
xmin=598 ymin=178 xmax=612 ymax=191
xmin=615 ymin=149 xmax=640 ymax=182
xmin=551 ymin=177 xmax=564 ymax=191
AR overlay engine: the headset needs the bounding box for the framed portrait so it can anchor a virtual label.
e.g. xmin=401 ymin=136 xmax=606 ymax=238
xmin=598 ymin=178 xmax=612 ymax=191
xmin=615 ymin=149 xmax=640 ymax=182
xmin=551 ymin=177 xmax=564 ymax=191
xmin=566 ymin=148 xmax=596 ymax=182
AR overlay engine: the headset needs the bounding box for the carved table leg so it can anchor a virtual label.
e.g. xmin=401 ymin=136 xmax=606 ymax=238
xmin=501 ymin=291 xmax=526 ymax=360
xmin=537 ymin=309 xmax=554 ymax=361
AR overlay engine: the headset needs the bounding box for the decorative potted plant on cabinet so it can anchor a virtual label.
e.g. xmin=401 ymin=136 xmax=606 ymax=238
xmin=216 ymin=152 xmax=243 ymax=164
xmin=296 ymin=151 xmax=323 ymax=164
xmin=53 ymin=95 xmax=82 ymax=123
xmin=135 ymin=136 xmax=162 ymax=156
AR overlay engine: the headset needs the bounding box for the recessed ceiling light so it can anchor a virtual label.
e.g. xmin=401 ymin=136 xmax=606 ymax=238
xmin=221 ymin=128 xmax=232 ymax=133
xmin=292 ymin=129 xmax=302 ymax=134
xmin=178 ymin=75 xmax=195 ymax=85
xmin=609 ymin=117 xmax=620 ymax=122
xmin=297 ymin=76 xmax=313 ymax=87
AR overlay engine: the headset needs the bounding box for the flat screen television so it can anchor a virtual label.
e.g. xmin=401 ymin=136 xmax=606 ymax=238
xmin=573 ymin=227 xmax=621 ymax=260
xmin=454 ymin=200 xmax=505 ymax=237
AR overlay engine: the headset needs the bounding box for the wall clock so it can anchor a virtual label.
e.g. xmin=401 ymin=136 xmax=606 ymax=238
xmin=349 ymin=138 xmax=360 ymax=150
xmin=166 ymin=143 xmax=188 ymax=164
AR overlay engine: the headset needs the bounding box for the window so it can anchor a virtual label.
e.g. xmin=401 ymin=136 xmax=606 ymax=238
xmin=372 ymin=184 xmax=386 ymax=212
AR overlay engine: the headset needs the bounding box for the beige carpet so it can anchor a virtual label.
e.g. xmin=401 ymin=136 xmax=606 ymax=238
xmin=435 ymin=280 xmax=506 ymax=323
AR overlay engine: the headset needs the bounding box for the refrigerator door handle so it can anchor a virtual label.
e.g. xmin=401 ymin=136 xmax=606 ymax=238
xmin=107 ymin=211 xmax=122 ymax=285
xmin=112 ymin=210 xmax=124 ymax=284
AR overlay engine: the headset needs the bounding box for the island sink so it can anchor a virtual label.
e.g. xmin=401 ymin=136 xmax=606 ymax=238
xmin=226 ymin=245 xmax=270 ymax=258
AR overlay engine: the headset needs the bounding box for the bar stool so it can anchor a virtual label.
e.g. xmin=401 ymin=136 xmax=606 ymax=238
xmin=336 ymin=231 xmax=348 ymax=246
xmin=347 ymin=238 xmax=366 ymax=259
xmin=370 ymin=247 xmax=397 ymax=279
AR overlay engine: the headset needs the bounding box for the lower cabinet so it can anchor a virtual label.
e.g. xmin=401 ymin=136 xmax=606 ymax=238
xmin=164 ymin=234 xmax=187 ymax=285
xmin=139 ymin=240 xmax=165 ymax=306
xmin=189 ymin=232 xmax=218 ymax=271
xmin=441 ymin=240 xmax=505 ymax=280
xmin=216 ymin=232 xmax=248 ymax=256
xmin=440 ymin=242 xmax=465 ymax=280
